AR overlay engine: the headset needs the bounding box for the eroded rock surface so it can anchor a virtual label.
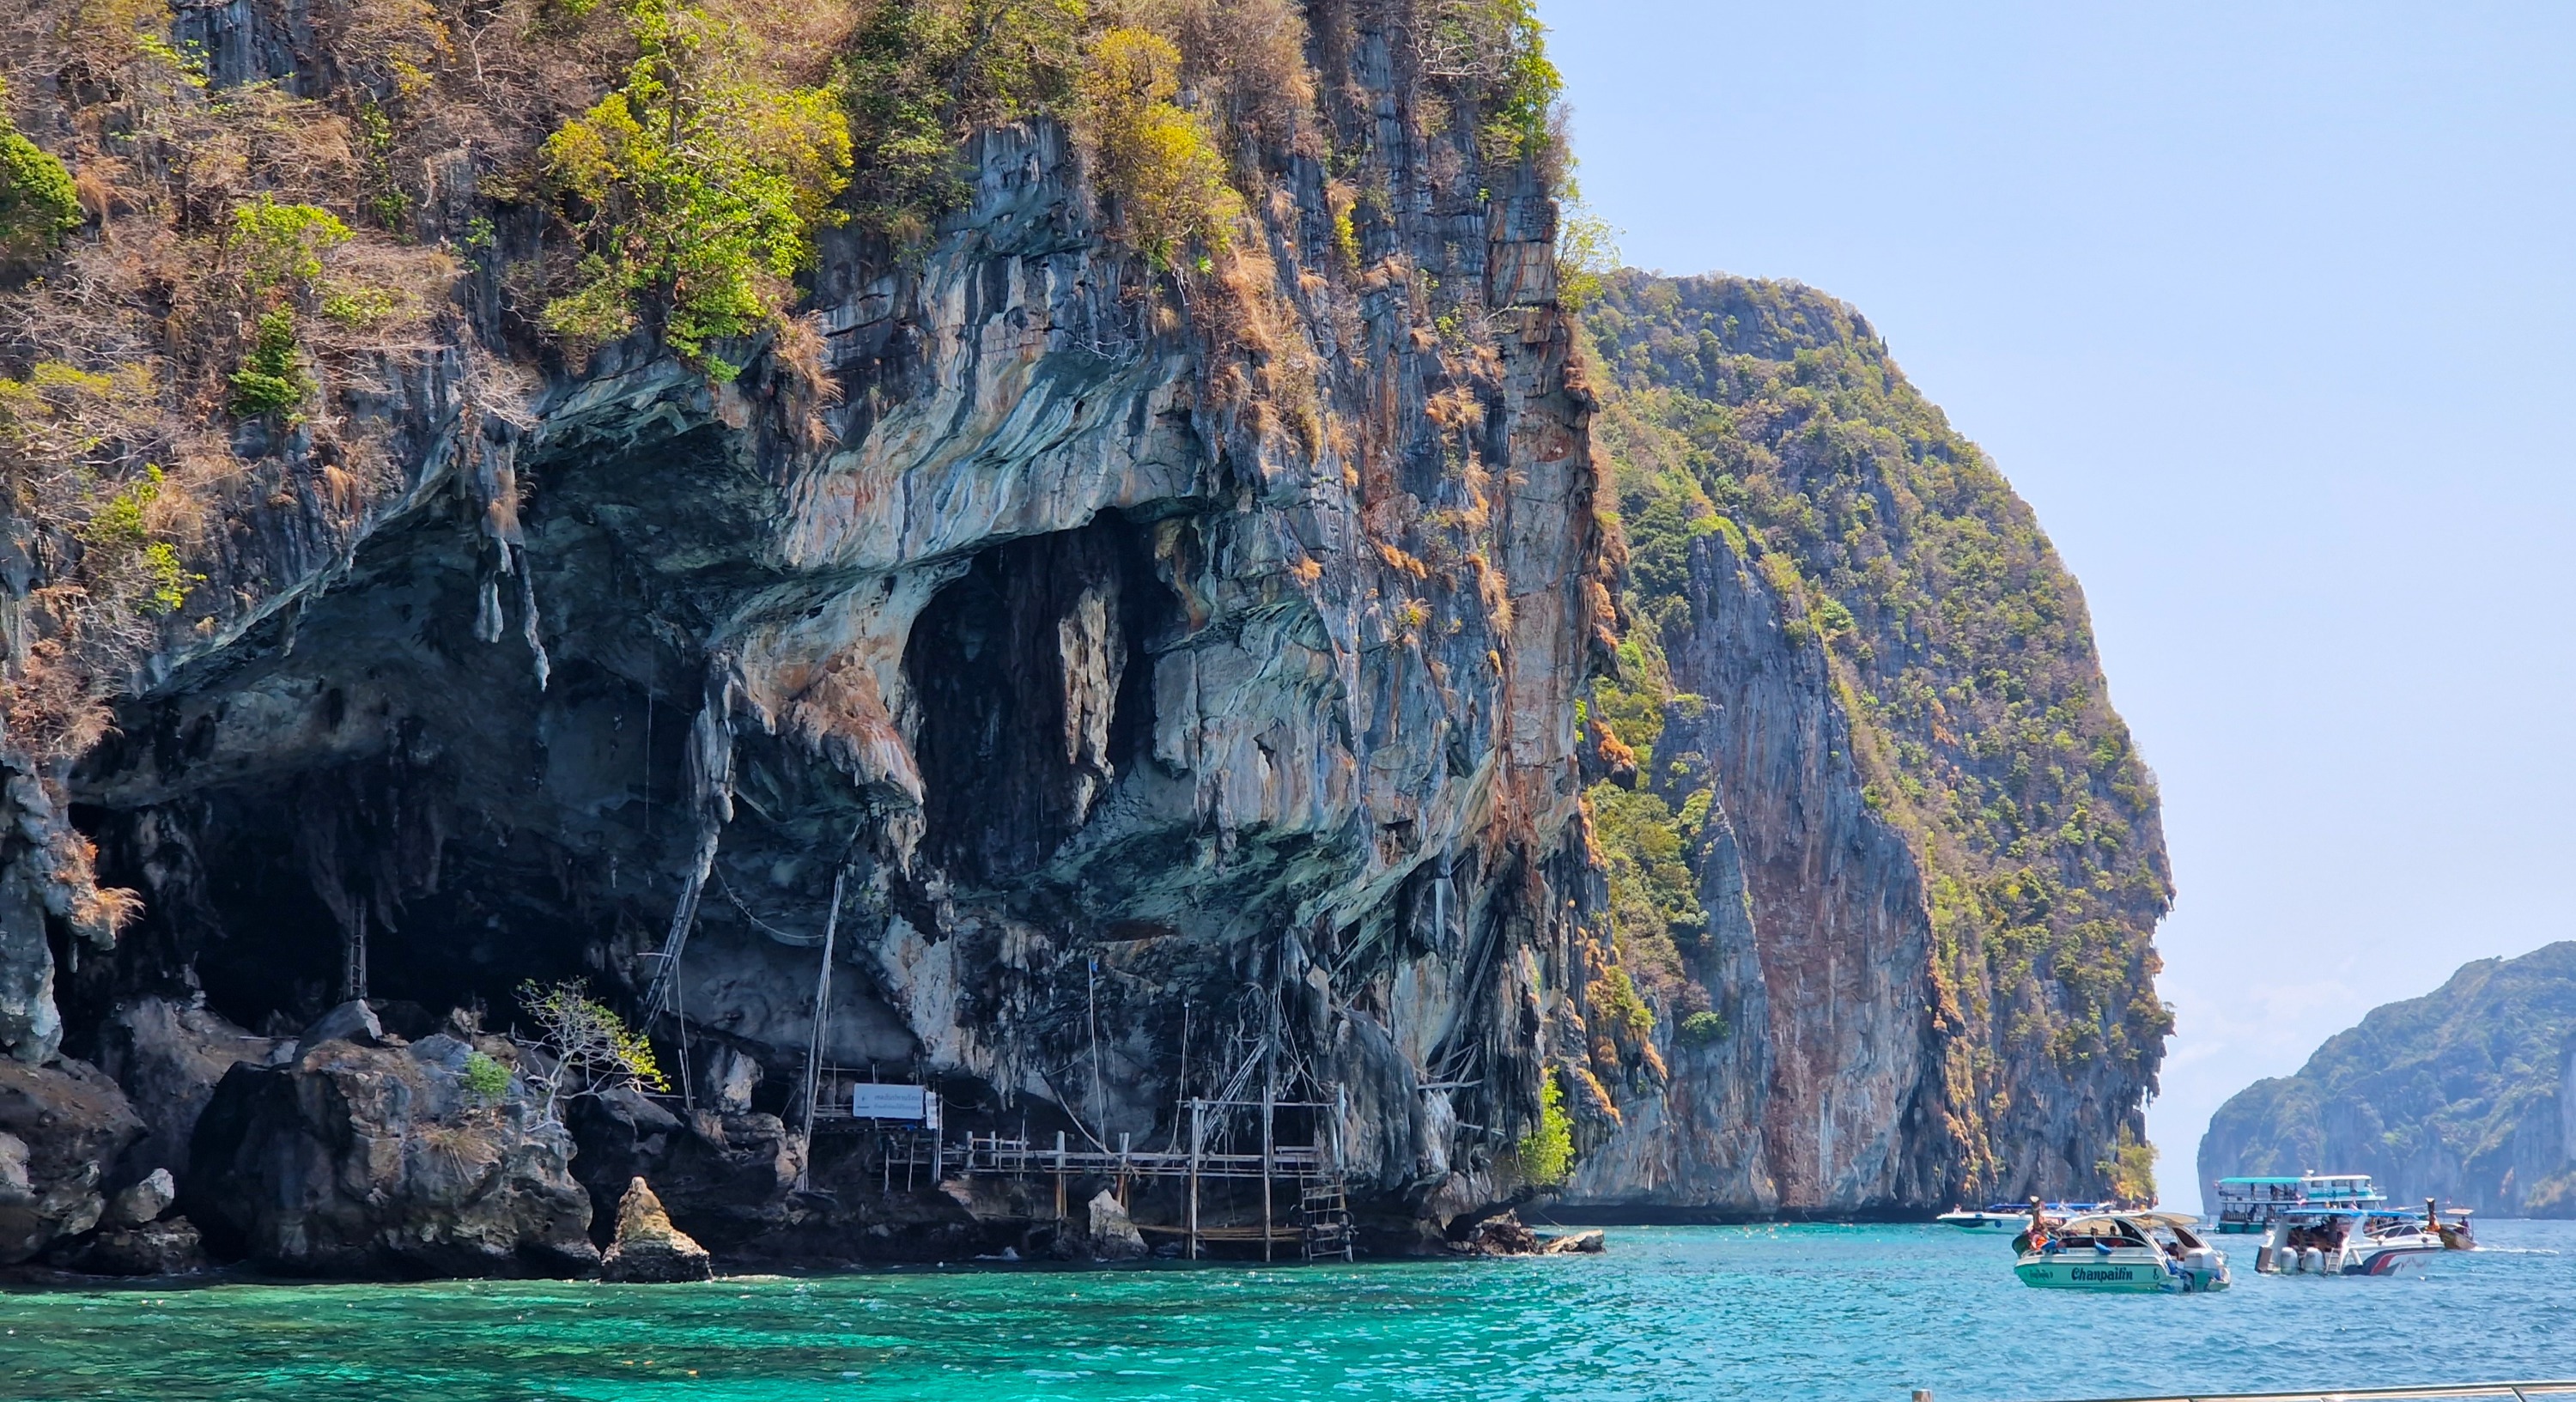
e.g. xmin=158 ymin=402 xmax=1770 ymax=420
xmin=0 ymin=1059 xmax=143 ymax=1264
xmin=11 ymin=0 xmax=1613 ymax=1268
xmin=92 ymin=996 xmax=281 ymax=1187
xmin=186 ymin=1036 xmax=596 ymax=1277
xmin=599 ymin=1176 xmax=712 ymax=1284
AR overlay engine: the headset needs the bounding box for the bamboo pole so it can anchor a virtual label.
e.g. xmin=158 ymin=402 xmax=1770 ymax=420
xmin=1187 ymin=1098 xmax=1204 ymax=1260
xmin=1261 ymin=1053 xmax=1277 ymax=1263
xmin=1055 ymin=1130 xmax=1067 ymax=1223
xmin=793 ymin=867 xmax=848 ymax=1189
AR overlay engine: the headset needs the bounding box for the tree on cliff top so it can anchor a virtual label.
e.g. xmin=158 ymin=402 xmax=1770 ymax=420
xmin=538 ymin=0 xmax=854 ymax=377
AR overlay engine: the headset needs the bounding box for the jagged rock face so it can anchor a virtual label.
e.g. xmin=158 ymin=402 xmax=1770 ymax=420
xmin=93 ymin=996 xmax=282 ymax=1186
xmin=0 ymin=1058 xmax=142 ymax=1264
xmin=1557 ymin=274 xmax=2169 ymax=1215
xmin=2199 ymin=942 xmax=2576 ymax=1217
xmin=1565 ymin=534 xmax=1935 ymax=1211
xmin=186 ymin=1035 xmax=598 ymax=1277
xmin=18 ymin=3 xmax=1610 ymax=1257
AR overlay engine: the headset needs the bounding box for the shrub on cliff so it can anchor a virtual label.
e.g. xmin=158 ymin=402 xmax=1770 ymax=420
xmin=538 ymin=0 xmax=854 ymax=375
xmin=1073 ymin=26 xmax=1239 ymax=270
xmin=841 ymin=0 xmax=1085 ymax=243
xmin=1505 ymin=1071 xmax=1575 ymax=1187
xmin=0 ymin=80 xmax=79 ymax=269
xmin=1415 ymin=0 xmax=1564 ymax=170
xmin=228 ymin=309 xmax=313 ymax=415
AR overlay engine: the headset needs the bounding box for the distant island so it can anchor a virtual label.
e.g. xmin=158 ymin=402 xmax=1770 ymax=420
xmin=2197 ymin=941 xmax=2576 ymax=1217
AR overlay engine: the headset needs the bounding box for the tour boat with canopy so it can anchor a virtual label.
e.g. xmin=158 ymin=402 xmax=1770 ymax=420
xmin=2012 ymin=1209 xmax=2231 ymax=1293
xmin=2209 ymin=1173 xmax=2385 ymax=1234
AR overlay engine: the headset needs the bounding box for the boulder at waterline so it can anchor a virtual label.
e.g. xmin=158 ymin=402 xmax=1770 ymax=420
xmin=0 ymin=1058 xmax=143 ymax=1264
xmin=186 ymin=1035 xmax=596 ymax=1277
xmin=568 ymin=1089 xmax=802 ymax=1253
xmin=1084 ymin=1189 xmax=1148 ymax=1262
xmin=80 ymin=1217 xmax=209 ymax=1276
xmin=106 ymin=1166 xmax=175 ymax=1227
xmin=599 ymin=1177 xmax=712 ymax=1284
xmin=93 ymin=997 xmax=283 ymax=1188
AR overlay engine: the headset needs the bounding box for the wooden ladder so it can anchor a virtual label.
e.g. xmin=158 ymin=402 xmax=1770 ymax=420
xmin=1298 ymin=1180 xmax=1355 ymax=1262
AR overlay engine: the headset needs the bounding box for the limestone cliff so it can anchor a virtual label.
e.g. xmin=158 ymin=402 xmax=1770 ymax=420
xmin=0 ymin=0 xmax=1613 ymax=1265
xmin=2199 ymin=942 xmax=2576 ymax=1217
xmin=1553 ymin=273 xmax=2171 ymax=1216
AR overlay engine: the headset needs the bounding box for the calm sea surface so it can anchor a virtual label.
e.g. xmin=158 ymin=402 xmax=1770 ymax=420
xmin=5 ymin=1220 xmax=2571 ymax=1401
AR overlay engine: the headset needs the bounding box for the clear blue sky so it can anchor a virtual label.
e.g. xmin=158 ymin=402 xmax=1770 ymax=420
xmin=1537 ymin=0 xmax=2576 ymax=1209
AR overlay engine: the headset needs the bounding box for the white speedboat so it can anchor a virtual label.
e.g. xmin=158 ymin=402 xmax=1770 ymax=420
xmin=2014 ymin=1211 xmax=2230 ymax=1293
xmin=1936 ymin=1204 xmax=2031 ymax=1230
xmin=1936 ymin=1200 xmax=2112 ymax=1231
xmin=2255 ymin=1206 xmax=2445 ymax=1277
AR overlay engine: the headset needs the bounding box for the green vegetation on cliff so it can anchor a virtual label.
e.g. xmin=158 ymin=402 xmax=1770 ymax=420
xmin=2199 ymin=942 xmax=2576 ymax=1217
xmin=0 ymin=78 xmax=78 ymax=267
xmin=1580 ymin=270 xmax=2172 ymax=1191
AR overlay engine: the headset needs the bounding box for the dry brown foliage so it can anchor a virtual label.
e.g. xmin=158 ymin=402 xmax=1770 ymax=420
xmin=1123 ymin=0 xmax=1318 ymax=155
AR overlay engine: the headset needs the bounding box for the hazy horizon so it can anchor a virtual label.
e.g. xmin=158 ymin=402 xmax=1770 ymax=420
xmin=1540 ymin=0 xmax=2576 ymax=1209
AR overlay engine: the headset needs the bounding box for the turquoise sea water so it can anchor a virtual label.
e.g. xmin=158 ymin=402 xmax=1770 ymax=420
xmin=5 ymin=1220 xmax=2570 ymax=1402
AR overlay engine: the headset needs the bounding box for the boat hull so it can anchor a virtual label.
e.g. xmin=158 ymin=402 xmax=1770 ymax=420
xmin=2344 ymin=1242 xmax=2441 ymax=1276
xmin=2014 ymin=1253 xmax=2229 ymax=1294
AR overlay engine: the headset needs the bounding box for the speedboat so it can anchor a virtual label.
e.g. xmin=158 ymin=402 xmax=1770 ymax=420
xmin=2014 ymin=1211 xmax=2230 ymax=1293
xmin=2255 ymin=1206 xmax=2445 ymax=1277
xmin=1936 ymin=1200 xmax=2112 ymax=1231
xmin=1937 ymin=1204 xmax=2033 ymax=1229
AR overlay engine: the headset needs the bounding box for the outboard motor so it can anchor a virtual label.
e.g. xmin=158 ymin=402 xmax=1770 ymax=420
xmin=2257 ymin=1221 xmax=2291 ymax=1273
xmin=2300 ymin=1246 xmax=2325 ymax=1273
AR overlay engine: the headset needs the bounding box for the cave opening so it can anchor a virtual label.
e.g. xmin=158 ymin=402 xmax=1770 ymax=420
xmin=71 ymin=763 xmax=623 ymax=1042
xmin=906 ymin=515 xmax=1176 ymax=889
xmin=64 ymin=637 xmax=685 ymax=1047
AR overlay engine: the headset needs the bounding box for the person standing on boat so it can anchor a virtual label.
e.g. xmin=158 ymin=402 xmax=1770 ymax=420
xmin=2019 ymin=1197 xmax=2054 ymax=1254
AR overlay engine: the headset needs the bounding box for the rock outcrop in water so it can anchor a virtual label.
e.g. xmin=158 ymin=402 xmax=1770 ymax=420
xmin=2198 ymin=941 xmax=2576 ymax=1217
xmin=0 ymin=1057 xmax=141 ymax=1265
xmin=599 ymin=1176 xmax=713 ymax=1283
xmin=1551 ymin=274 xmax=2171 ymax=1217
xmin=186 ymin=1025 xmax=598 ymax=1277
xmin=1 ymin=0 xmax=1614 ymax=1269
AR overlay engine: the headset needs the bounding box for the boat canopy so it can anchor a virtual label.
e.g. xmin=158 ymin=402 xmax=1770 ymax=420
xmin=2055 ymin=1211 xmax=2200 ymax=1232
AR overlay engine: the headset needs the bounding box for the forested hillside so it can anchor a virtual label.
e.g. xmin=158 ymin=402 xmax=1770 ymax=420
xmin=1559 ymin=271 xmax=2171 ymax=1211
xmin=2201 ymin=942 xmax=2576 ymax=1217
